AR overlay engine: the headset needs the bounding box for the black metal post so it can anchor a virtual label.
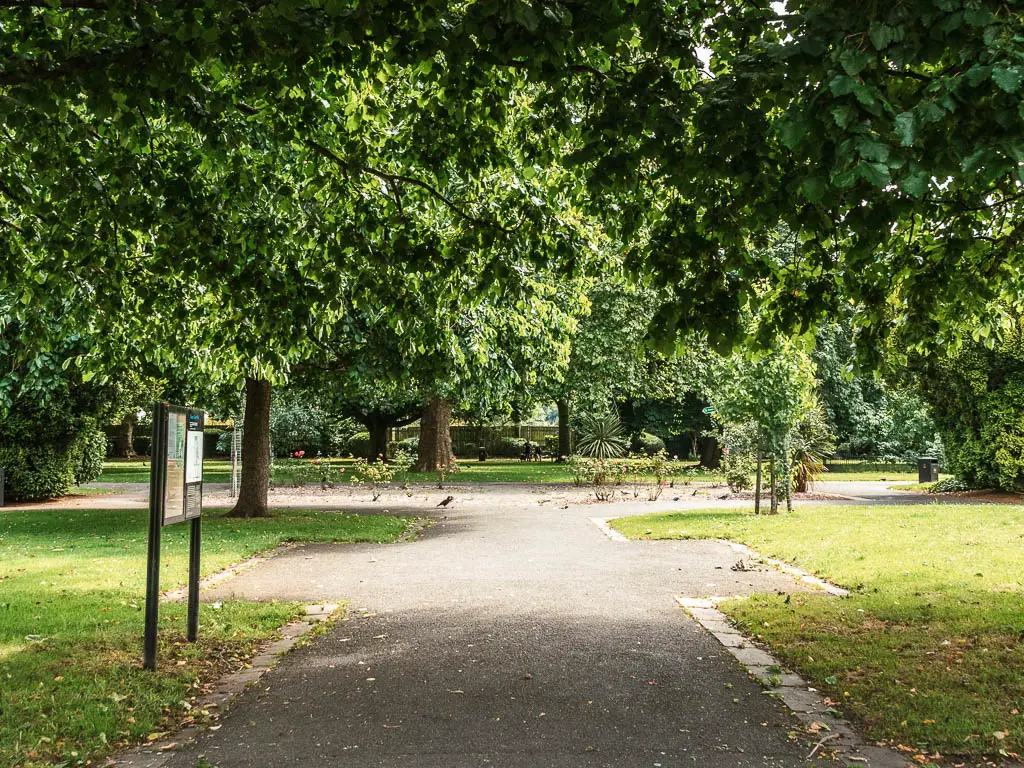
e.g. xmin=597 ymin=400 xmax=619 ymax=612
xmin=187 ymin=516 xmax=201 ymax=642
xmin=143 ymin=402 xmax=167 ymax=671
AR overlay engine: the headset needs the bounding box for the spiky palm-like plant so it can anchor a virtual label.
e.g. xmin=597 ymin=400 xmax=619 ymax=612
xmin=576 ymin=413 xmax=627 ymax=459
xmin=791 ymin=406 xmax=836 ymax=492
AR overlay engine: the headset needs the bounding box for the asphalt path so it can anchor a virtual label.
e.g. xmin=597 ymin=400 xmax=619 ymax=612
xmin=158 ymin=498 xmax=833 ymax=768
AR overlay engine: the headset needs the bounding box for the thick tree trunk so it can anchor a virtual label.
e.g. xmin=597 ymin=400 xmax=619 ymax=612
xmin=413 ymin=396 xmax=453 ymax=473
xmin=228 ymin=377 xmax=272 ymax=518
xmin=118 ymin=415 xmax=136 ymax=457
xmin=699 ymin=436 xmax=721 ymax=469
xmin=367 ymin=416 xmax=389 ymax=461
xmin=557 ymin=399 xmax=571 ymax=459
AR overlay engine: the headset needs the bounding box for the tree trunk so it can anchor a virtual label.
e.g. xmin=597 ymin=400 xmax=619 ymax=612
xmin=769 ymin=457 xmax=778 ymax=515
xmin=754 ymin=448 xmax=763 ymax=516
xmin=557 ymin=399 xmax=571 ymax=460
xmin=367 ymin=416 xmax=389 ymax=461
xmin=118 ymin=414 xmax=136 ymax=457
xmin=699 ymin=436 xmax=721 ymax=469
xmin=228 ymin=377 xmax=272 ymax=518
xmin=413 ymin=396 xmax=453 ymax=473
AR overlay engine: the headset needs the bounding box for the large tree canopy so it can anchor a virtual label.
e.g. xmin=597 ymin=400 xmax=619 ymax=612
xmin=2 ymin=0 xmax=1022 ymax=378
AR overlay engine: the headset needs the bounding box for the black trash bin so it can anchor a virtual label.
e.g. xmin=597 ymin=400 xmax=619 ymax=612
xmin=917 ymin=457 xmax=939 ymax=483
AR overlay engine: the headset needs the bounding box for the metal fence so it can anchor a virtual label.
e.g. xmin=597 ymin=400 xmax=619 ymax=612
xmin=823 ymin=456 xmax=918 ymax=473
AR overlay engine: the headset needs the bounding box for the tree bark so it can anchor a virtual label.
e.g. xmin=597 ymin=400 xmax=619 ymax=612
xmin=367 ymin=416 xmax=388 ymax=461
xmin=699 ymin=436 xmax=721 ymax=469
xmin=413 ymin=396 xmax=453 ymax=473
xmin=769 ymin=457 xmax=778 ymax=515
xmin=557 ymin=399 xmax=571 ymax=459
xmin=228 ymin=377 xmax=272 ymax=518
xmin=118 ymin=414 xmax=136 ymax=457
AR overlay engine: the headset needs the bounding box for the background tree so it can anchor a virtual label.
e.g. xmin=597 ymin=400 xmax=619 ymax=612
xmin=813 ymin=321 xmax=939 ymax=460
xmin=712 ymin=339 xmax=817 ymax=513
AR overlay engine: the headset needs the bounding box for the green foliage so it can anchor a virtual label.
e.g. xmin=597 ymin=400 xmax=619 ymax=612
xmin=790 ymin=406 xmax=836 ymax=492
xmin=2 ymin=0 xmax=1023 ymax=389
xmin=630 ymin=432 xmax=666 ymax=456
xmin=930 ymin=477 xmax=971 ymax=494
xmin=270 ymin=457 xmax=338 ymax=488
xmin=497 ymin=437 xmax=528 ymax=458
xmin=396 ymin=437 xmax=419 ymax=454
xmin=814 ymin=322 xmax=938 ymax=459
xmin=567 ymin=456 xmax=629 ymax=500
xmin=346 ymin=432 xmax=372 ymax=459
xmin=0 ymin=402 xmax=108 ymax=500
xmin=721 ymin=452 xmax=755 ymax=493
xmin=912 ymin=325 xmax=1024 ymax=491
xmin=576 ymin=413 xmax=628 ymax=459
xmin=72 ymin=425 xmax=108 ymax=486
xmin=350 ymin=458 xmax=394 ymax=500
xmin=433 ymin=458 xmax=461 ymax=489
xmin=270 ymin=390 xmax=358 ymax=458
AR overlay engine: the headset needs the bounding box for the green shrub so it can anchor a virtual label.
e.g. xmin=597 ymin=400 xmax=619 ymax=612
xmin=346 ymin=431 xmax=372 ymax=458
xmin=72 ymin=425 xmax=107 ymax=485
xmin=576 ymin=413 xmax=627 ymax=458
xmin=913 ymin=328 xmax=1024 ymax=491
xmin=132 ymin=435 xmax=152 ymax=456
xmin=0 ymin=408 xmax=106 ymax=500
xmin=397 ymin=437 xmax=419 ymax=454
xmin=929 ymin=477 xmax=972 ymax=493
xmin=497 ymin=437 xmax=527 ymax=457
xmin=544 ymin=435 xmax=560 ymax=456
xmin=630 ymin=432 xmax=665 ymax=456
xmin=0 ymin=445 xmax=76 ymax=499
xmin=722 ymin=452 xmax=754 ymax=492
xmin=204 ymin=428 xmax=230 ymax=457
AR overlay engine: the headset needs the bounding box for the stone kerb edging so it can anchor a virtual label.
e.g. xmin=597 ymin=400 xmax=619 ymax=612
xmin=677 ymin=597 xmax=909 ymax=768
xmin=721 ymin=540 xmax=851 ymax=597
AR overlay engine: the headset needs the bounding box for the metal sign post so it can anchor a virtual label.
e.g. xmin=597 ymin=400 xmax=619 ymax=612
xmin=144 ymin=402 xmax=205 ymax=671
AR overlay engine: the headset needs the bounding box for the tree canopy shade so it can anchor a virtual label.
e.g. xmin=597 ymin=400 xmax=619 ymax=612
xmin=3 ymin=0 xmax=1024 ymax=369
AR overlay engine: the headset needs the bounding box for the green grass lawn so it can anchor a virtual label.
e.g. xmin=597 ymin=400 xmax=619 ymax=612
xmin=0 ymin=507 xmax=411 ymax=767
xmin=611 ymin=505 xmax=1024 ymax=761
xmin=98 ymin=459 xmax=233 ymax=484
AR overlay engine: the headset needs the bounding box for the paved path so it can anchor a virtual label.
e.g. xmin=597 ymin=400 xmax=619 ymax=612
xmin=157 ymin=499 xmax=844 ymax=768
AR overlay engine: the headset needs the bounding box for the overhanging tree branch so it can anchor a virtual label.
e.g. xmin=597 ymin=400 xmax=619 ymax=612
xmin=306 ymin=139 xmax=520 ymax=234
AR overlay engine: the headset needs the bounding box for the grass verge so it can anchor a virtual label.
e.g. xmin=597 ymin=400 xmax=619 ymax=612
xmin=610 ymin=504 xmax=1024 ymax=761
xmin=98 ymin=458 xmax=916 ymax=487
xmin=0 ymin=507 xmax=411 ymax=767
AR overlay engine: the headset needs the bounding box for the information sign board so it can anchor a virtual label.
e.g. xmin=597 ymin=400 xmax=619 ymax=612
xmin=162 ymin=406 xmax=204 ymax=526
xmin=145 ymin=402 xmax=206 ymax=670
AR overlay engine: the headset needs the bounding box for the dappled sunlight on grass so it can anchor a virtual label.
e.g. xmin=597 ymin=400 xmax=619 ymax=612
xmin=611 ymin=504 xmax=1024 ymax=758
xmin=0 ymin=507 xmax=411 ymax=766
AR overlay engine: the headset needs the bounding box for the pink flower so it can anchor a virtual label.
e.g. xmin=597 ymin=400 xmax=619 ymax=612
xmin=297 ymin=450 xmax=305 ymax=457
xmin=338 ymin=467 xmax=345 ymax=473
